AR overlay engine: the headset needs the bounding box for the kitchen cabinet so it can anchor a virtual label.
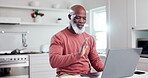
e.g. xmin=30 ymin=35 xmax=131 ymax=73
xmin=108 ymin=0 xmax=148 ymax=47
xmin=29 ymin=53 xmax=106 ymax=78
xmin=127 ymin=0 xmax=148 ymax=71
xmin=127 ymin=1 xmax=148 ymax=69
xmin=29 ymin=53 xmax=56 ymax=78
xmin=108 ymin=0 xmax=148 ymax=72
xmin=128 ymin=0 xmax=148 ymax=30
xmin=127 ymin=0 xmax=148 ymax=47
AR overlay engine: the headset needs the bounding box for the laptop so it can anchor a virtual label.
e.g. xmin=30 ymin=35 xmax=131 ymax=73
xmin=80 ymin=48 xmax=142 ymax=78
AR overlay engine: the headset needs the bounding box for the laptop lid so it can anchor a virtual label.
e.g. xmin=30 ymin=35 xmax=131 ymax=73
xmin=101 ymin=48 xmax=142 ymax=78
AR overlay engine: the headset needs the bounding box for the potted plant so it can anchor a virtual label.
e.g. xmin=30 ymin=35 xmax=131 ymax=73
xmin=31 ymin=10 xmax=44 ymax=23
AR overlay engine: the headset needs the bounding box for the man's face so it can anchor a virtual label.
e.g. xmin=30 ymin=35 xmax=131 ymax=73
xmin=73 ymin=14 xmax=86 ymax=29
xmin=69 ymin=12 xmax=86 ymax=34
xmin=70 ymin=15 xmax=86 ymax=34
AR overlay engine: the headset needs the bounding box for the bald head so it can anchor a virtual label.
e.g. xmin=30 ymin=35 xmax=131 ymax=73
xmin=70 ymin=5 xmax=86 ymax=15
xmin=68 ymin=5 xmax=86 ymax=34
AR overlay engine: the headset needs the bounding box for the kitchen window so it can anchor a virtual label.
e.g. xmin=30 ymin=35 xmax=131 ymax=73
xmin=90 ymin=6 xmax=107 ymax=54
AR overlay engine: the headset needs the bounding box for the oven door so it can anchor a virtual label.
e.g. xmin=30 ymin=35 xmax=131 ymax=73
xmin=0 ymin=67 xmax=29 ymax=78
xmin=0 ymin=56 xmax=29 ymax=78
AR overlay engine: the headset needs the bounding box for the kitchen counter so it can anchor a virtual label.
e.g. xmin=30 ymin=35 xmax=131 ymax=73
xmin=59 ymin=71 xmax=148 ymax=78
xmin=1 ymin=75 xmax=28 ymax=78
xmin=0 ymin=51 xmax=47 ymax=55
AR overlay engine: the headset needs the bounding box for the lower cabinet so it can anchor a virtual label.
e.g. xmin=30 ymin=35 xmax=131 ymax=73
xmin=29 ymin=54 xmax=56 ymax=78
xmin=137 ymin=57 xmax=148 ymax=72
xmin=29 ymin=54 xmax=106 ymax=78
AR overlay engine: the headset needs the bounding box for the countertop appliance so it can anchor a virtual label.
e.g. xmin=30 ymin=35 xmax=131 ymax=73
xmin=0 ymin=55 xmax=29 ymax=78
xmin=137 ymin=38 xmax=148 ymax=57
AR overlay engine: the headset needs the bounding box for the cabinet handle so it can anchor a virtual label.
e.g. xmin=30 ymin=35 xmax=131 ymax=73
xmin=0 ymin=61 xmax=27 ymax=65
xmin=132 ymin=27 xmax=134 ymax=30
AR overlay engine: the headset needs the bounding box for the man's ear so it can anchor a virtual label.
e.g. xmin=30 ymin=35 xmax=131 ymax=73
xmin=68 ymin=14 xmax=71 ymax=20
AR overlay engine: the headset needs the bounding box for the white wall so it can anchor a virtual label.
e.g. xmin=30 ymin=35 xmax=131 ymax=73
xmin=0 ymin=0 xmax=84 ymax=9
xmin=84 ymin=0 xmax=107 ymax=10
xmin=108 ymin=0 xmax=128 ymax=48
xmin=0 ymin=0 xmax=107 ymax=52
xmin=0 ymin=0 xmax=85 ymax=52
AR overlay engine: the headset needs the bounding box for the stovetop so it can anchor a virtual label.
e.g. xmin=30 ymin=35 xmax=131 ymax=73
xmin=0 ymin=53 xmax=27 ymax=55
xmin=0 ymin=51 xmax=24 ymax=55
xmin=0 ymin=51 xmax=43 ymax=55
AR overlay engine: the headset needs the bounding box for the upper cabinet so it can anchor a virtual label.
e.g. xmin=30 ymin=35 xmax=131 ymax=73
xmin=127 ymin=0 xmax=148 ymax=48
xmin=128 ymin=0 xmax=148 ymax=30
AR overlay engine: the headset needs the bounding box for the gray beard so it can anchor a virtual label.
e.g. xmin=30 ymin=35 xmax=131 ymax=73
xmin=69 ymin=20 xmax=85 ymax=34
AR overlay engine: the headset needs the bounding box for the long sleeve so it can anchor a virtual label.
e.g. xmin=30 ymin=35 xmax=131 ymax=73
xmin=49 ymin=35 xmax=81 ymax=68
xmin=49 ymin=28 xmax=100 ymax=74
xmin=88 ymin=38 xmax=104 ymax=72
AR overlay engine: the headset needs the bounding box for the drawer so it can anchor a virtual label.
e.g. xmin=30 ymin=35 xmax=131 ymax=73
xmin=139 ymin=58 xmax=148 ymax=63
xmin=29 ymin=54 xmax=49 ymax=64
xmin=30 ymin=71 xmax=56 ymax=78
xmin=137 ymin=62 xmax=148 ymax=72
xmin=30 ymin=63 xmax=55 ymax=72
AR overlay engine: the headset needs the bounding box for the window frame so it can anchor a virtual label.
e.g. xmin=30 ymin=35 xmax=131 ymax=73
xmin=89 ymin=6 xmax=108 ymax=54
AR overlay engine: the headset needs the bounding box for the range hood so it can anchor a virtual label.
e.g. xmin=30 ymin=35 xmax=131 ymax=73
xmin=0 ymin=17 xmax=21 ymax=25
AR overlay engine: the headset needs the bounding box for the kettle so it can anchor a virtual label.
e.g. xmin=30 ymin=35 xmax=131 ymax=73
xmin=40 ymin=44 xmax=49 ymax=53
xmin=11 ymin=49 xmax=21 ymax=54
xmin=11 ymin=48 xmax=26 ymax=54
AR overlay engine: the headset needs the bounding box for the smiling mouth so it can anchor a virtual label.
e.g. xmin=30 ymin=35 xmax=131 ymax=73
xmin=77 ymin=25 xmax=84 ymax=29
xmin=78 ymin=25 xmax=84 ymax=27
xmin=77 ymin=23 xmax=84 ymax=27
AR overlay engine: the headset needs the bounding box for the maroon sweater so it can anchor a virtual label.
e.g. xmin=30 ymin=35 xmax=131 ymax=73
xmin=49 ymin=27 xmax=104 ymax=74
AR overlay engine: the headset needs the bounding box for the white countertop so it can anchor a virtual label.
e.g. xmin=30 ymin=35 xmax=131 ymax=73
xmin=0 ymin=75 xmax=28 ymax=78
xmin=59 ymin=71 xmax=148 ymax=78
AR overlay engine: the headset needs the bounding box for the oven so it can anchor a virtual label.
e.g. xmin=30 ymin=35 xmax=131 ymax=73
xmin=137 ymin=38 xmax=148 ymax=57
xmin=0 ymin=55 xmax=29 ymax=78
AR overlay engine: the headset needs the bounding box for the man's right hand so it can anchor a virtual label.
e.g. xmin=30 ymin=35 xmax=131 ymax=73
xmin=78 ymin=38 xmax=89 ymax=57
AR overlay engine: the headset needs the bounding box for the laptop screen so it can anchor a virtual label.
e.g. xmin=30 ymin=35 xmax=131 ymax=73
xmin=101 ymin=48 xmax=142 ymax=78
